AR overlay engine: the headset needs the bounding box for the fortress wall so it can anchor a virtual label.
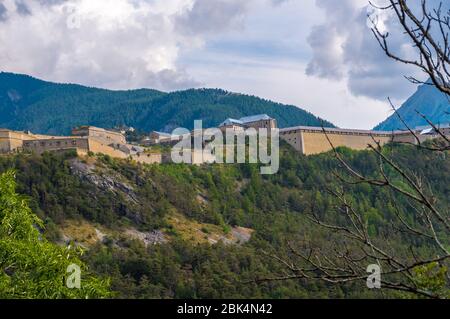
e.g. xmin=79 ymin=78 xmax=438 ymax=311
xmin=301 ymin=131 xmax=392 ymax=155
xmin=3 ymin=128 xmax=128 ymax=159
xmin=245 ymin=119 xmax=277 ymax=130
xmin=0 ymin=130 xmax=12 ymax=153
xmin=0 ymin=129 xmax=45 ymax=153
xmin=73 ymin=126 xmax=126 ymax=145
xmin=391 ymin=133 xmax=418 ymax=144
xmin=23 ymin=137 xmax=90 ymax=154
xmin=0 ymin=139 xmax=12 ymax=153
xmin=87 ymin=138 xmax=128 ymax=159
xmin=280 ymin=131 xmax=304 ymax=153
xmin=391 ymin=132 xmax=450 ymax=145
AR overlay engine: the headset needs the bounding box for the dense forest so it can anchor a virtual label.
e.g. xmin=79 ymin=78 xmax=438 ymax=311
xmin=0 ymin=141 xmax=448 ymax=298
xmin=0 ymin=72 xmax=334 ymax=135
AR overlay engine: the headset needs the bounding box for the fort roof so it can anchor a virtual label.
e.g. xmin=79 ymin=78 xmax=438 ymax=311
xmin=280 ymin=126 xmax=396 ymax=136
xmin=219 ymin=115 xmax=274 ymax=128
xmin=239 ymin=114 xmax=273 ymax=123
xmin=25 ymin=136 xmax=86 ymax=140
xmin=73 ymin=125 xmax=120 ymax=132
xmin=414 ymin=123 xmax=450 ymax=130
xmin=220 ymin=118 xmax=244 ymax=127
xmin=0 ymin=128 xmax=25 ymax=133
xmin=152 ymin=131 xmax=172 ymax=137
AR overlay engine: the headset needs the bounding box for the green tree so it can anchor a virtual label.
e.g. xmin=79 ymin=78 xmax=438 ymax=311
xmin=0 ymin=170 xmax=111 ymax=299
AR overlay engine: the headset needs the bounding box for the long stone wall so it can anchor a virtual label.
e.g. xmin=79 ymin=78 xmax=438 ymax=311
xmin=21 ymin=135 xmax=129 ymax=159
xmin=87 ymin=138 xmax=128 ymax=159
xmin=0 ymin=130 xmax=13 ymax=153
xmin=245 ymin=119 xmax=277 ymax=130
xmin=0 ymin=129 xmax=40 ymax=153
xmin=302 ymin=131 xmax=391 ymax=155
xmin=280 ymin=130 xmax=304 ymax=153
xmin=280 ymin=127 xmax=393 ymax=155
xmin=5 ymin=124 xmax=442 ymax=163
xmin=23 ymin=137 xmax=90 ymax=155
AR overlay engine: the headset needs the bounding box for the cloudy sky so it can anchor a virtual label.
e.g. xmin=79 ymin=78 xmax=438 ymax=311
xmin=0 ymin=0 xmax=427 ymax=128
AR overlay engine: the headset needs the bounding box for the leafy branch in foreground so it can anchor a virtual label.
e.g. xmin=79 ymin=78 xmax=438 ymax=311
xmin=0 ymin=170 xmax=111 ymax=299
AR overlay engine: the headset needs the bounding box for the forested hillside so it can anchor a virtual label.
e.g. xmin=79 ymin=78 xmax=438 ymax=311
xmin=0 ymin=72 xmax=334 ymax=135
xmin=0 ymin=143 xmax=447 ymax=298
xmin=374 ymin=80 xmax=450 ymax=131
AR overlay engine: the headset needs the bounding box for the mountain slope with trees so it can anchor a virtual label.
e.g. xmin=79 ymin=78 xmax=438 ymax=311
xmin=0 ymin=142 xmax=447 ymax=298
xmin=0 ymin=72 xmax=334 ymax=135
xmin=374 ymin=81 xmax=450 ymax=131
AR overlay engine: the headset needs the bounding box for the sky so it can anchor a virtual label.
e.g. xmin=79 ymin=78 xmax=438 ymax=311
xmin=0 ymin=0 xmax=430 ymax=129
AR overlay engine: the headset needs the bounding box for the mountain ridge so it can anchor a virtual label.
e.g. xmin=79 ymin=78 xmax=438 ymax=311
xmin=0 ymin=72 xmax=335 ymax=135
xmin=374 ymin=81 xmax=450 ymax=131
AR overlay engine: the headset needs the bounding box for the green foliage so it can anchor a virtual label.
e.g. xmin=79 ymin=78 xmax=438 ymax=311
xmin=0 ymin=142 xmax=448 ymax=299
xmin=412 ymin=263 xmax=449 ymax=298
xmin=0 ymin=170 xmax=111 ymax=299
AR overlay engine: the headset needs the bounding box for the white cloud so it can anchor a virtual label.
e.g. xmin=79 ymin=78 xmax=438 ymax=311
xmin=185 ymin=51 xmax=392 ymax=129
xmin=0 ymin=0 xmax=294 ymax=91
xmin=306 ymin=0 xmax=421 ymax=101
xmin=0 ymin=0 xmax=203 ymax=90
xmin=175 ymin=0 xmax=249 ymax=36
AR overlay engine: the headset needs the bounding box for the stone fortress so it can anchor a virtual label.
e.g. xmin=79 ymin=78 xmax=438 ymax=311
xmin=1 ymin=114 xmax=449 ymax=163
xmin=0 ymin=126 xmax=163 ymax=164
xmin=147 ymin=114 xmax=449 ymax=156
xmin=280 ymin=123 xmax=450 ymax=155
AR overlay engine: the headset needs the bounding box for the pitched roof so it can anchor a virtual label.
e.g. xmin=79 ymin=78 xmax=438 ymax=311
xmin=219 ymin=118 xmax=244 ymax=127
xmin=152 ymin=131 xmax=172 ymax=137
xmin=239 ymin=114 xmax=273 ymax=123
xmin=420 ymin=128 xmax=435 ymax=135
xmin=415 ymin=123 xmax=450 ymax=133
xmin=280 ymin=126 xmax=394 ymax=136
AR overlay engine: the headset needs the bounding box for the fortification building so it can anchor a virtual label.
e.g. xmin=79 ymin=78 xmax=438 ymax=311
xmin=219 ymin=114 xmax=277 ymax=131
xmin=3 ymin=117 xmax=449 ymax=164
xmin=0 ymin=129 xmax=54 ymax=154
xmin=280 ymin=126 xmax=394 ymax=155
xmin=72 ymin=126 xmax=126 ymax=144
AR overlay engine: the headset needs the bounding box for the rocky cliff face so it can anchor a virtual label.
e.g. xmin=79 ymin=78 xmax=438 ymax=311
xmin=64 ymin=156 xmax=253 ymax=248
xmin=70 ymin=158 xmax=138 ymax=203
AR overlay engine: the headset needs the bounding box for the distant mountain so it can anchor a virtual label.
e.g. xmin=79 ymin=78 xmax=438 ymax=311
xmin=0 ymin=72 xmax=334 ymax=135
xmin=374 ymin=81 xmax=450 ymax=131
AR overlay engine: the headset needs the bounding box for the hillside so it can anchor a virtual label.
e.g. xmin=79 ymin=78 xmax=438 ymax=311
xmin=0 ymin=144 xmax=447 ymax=298
xmin=375 ymin=81 xmax=450 ymax=131
xmin=0 ymin=72 xmax=334 ymax=135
